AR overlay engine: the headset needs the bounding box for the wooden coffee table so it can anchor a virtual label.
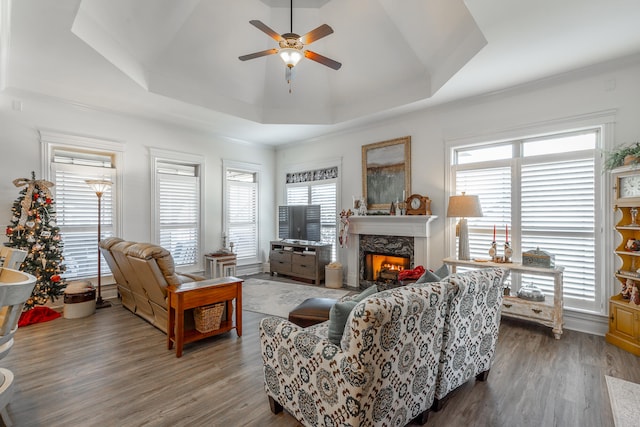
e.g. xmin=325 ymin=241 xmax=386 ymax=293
xmin=167 ymin=276 xmax=243 ymax=357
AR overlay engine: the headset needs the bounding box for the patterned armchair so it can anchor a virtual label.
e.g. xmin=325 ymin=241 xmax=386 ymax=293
xmin=259 ymin=283 xmax=450 ymax=426
xmin=430 ymin=268 xmax=506 ymax=410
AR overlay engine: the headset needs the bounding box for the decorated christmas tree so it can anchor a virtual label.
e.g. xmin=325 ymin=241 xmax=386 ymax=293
xmin=5 ymin=172 xmax=66 ymax=309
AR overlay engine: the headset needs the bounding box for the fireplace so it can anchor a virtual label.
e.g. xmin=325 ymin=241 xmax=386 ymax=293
xmin=346 ymin=216 xmax=437 ymax=289
xmin=359 ymin=234 xmax=414 ymax=290
xmin=364 ymin=252 xmax=411 ymax=286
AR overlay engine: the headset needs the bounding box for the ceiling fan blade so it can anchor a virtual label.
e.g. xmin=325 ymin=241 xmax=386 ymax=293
xmin=300 ymin=24 xmax=334 ymax=45
xmin=304 ymin=50 xmax=342 ymax=70
xmin=249 ymin=20 xmax=284 ymax=42
xmin=239 ymin=48 xmax=278 ymax=61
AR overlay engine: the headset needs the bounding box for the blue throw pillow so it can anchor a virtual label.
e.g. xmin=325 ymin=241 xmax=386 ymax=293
xmin=415 ymin=264 xmax=450 ymax=284
xmin=433 ymin=263 xmax=450 ymax=279
xmin=328 ymin=300 xmax=358 ymax=345
xmin=328 ymin=285 xmax=379 ymax=345
xmin=416 ymin=270 xmax=441 ymax=284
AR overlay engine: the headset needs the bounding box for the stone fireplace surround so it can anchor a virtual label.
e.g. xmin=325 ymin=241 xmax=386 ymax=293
xmin=346 ymin=216 xmax=437 ymax=289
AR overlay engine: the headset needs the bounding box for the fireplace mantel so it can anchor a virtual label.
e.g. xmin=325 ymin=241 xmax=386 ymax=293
xmin=347 ymin=215 xmax=437 ymax=237
xmin=346 ymin=215 xmax=438 ymax=288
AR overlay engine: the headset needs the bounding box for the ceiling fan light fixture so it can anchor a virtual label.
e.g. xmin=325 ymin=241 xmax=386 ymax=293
xmin=279 ymin=47 xmax=303 ymax=68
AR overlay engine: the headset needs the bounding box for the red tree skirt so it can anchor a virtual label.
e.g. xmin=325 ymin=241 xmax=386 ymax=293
xmin=18 ymin=306 xmax=61 ymax=327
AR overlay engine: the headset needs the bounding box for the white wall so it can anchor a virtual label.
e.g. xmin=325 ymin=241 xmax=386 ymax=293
xmin=0 ymin=93 xmax=277 ymax=270
xmin=4 ymin=55 xmax=639 ymax=333
xmin=275 ymin=55 xmax=640 ymax=333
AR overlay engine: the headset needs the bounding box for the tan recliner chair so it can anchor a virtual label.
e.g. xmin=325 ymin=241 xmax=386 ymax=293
xmin=99 ymin=237 xmax=136 ymax=313
xmin=100 ymin=239 xmax=205 ymax=333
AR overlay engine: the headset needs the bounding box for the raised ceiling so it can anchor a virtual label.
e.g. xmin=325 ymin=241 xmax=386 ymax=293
xmin=3 ymin=0 xmax=640 ymax=145
xmin=69 ymin=0 xmax=485 ymax=125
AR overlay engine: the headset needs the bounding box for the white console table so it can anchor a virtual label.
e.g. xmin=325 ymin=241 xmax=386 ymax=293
xmin=443 ymin=257 xmax=564 ymax=339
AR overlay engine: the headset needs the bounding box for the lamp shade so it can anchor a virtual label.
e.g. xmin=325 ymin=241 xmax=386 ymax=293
xmin=85 ymin=179 xmax=112 ymax=195
xmin=279 ymin=48 xmax=303 ymax=67
xmin=446 ymin=193 xmax=483 ymax=218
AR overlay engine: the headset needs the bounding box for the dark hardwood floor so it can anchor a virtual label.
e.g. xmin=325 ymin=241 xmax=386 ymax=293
xmin=2 ymin=287 xmax=638 ymax=426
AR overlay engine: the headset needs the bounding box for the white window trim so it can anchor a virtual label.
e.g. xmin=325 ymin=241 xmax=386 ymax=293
xmin=282 ymin=157 xmax=342 ymax=221
xmin=444 ymin=110 xmax=615 ymax=319
xmin=150 ymin=148 xmax=205 ymax=271
xmin=283 ymin=157 xmax=342 ymax=262
xmin=40 ymin=129 xmax=124 ymax=239
xmin=223 ymin=159 xmax=263 ymax=266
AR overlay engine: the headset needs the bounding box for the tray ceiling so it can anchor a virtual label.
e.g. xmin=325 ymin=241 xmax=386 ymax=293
xmin=4 ymin=0 xmax=640 ymax=145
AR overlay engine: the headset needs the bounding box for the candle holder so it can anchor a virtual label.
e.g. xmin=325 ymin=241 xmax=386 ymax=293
xmin=503 ymin=242 xmax=513 ymax=263
xmin=489 ymin=241 xmax=497 ymax=262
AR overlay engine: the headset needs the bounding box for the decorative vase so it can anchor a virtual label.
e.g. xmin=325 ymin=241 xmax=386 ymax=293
xmin=624 ymin=155 xmax=639 ymax=166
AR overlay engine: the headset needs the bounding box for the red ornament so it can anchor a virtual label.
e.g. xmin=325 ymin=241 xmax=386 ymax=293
xmin=33 ymin=192 xmax=39 ymax=200
xmin=45 ymin=197 xmax=52 ymax=204
xmin=5 ymin=227 xmax=12 ymax=235
xmin=51 ymin=275 xmax=61 ymax=283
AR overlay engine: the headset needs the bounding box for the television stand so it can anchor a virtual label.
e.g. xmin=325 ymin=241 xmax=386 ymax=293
xmin=270 ymin=240 xmax=331 ymax=285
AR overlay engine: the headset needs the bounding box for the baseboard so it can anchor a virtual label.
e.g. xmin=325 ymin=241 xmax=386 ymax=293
xmin=237 ymin=263 xmax=263 ymax=276
xmin=563 ymin=309 xmax=609 ymax=336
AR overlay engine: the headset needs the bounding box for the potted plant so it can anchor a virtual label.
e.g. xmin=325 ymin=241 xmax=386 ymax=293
xmin=604 ymin=142 xmax=640 ymax=171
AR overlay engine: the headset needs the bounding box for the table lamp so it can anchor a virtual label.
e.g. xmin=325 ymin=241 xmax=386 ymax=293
xmin=447 ymin=192 xmax=483 ymax=260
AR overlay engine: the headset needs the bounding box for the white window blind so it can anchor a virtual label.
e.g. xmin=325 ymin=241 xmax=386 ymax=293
xmin=226 ymin=169 xmax=258 ymax=262
xmin=521 ymin=158 xmax=595 ymax=301
xmin=311 ymin=183 xmax=338 ymax=249
xmin=52 ymin=155 xmax=115 ymax=280
xmin=286 ymin=187 xmax=309 ymax=205
xmin=456 ymin=167 xmax=511 ymax=257
xmin=156 ymin=162 xmax=200 ymax=267
xmin=452 ymin=130 xmax=599 ymax=312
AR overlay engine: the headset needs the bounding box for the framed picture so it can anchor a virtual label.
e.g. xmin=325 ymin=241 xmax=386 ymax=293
xmin=362 ymin=136 xmax=411 ymax=211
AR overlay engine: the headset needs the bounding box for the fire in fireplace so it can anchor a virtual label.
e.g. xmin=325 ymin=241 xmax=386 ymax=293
xmin=364 ymin=253 xmax=411 ymax=283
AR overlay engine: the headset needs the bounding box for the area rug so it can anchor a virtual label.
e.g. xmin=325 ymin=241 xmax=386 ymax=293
xmin=242 ymin=277 xmax=351 ymax=318
xmin=606 ymin=375 xmax=640 ymax=427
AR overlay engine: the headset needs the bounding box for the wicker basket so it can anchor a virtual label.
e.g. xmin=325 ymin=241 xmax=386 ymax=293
xmin=194 ymin=302 xmax=225 ymax=333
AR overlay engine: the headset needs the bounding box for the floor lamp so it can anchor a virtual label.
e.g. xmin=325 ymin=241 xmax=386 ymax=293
xmin=86 ymin=179 xmax=112 ymax=309
xmin=447 ymin=192 xmax=483 ymax=260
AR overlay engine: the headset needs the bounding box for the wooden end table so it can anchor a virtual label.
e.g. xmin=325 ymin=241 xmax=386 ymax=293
xmin=167 ymin=276 xmax=243 ymax=357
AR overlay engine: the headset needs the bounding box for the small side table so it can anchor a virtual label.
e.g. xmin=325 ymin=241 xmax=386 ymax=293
xmin=204 ymin=253 xmax=237 ymax=279
xmin=167 ymin=276 xmax=243 ymax=357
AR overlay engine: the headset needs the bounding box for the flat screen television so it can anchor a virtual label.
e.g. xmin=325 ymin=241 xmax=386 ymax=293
xmin=278 ymin=205 xmax=321 ymax=242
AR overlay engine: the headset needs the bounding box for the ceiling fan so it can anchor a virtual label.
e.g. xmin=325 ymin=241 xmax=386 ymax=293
xmin=239 ymin=0 xmax=341 ymax=90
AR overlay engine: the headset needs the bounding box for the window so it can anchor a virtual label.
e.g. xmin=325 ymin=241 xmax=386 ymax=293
xmin=41 ymin=131 xmax=122 ymax=280
xmin=224 ymin=162 xmax=259 ymax=264
xmin=451 ymin=129 xmax=601 ymax=313
xmin=285 ymin=166 xmax=338 ymax=260
xmin=152 ymin=155 xmax=202 ymax=268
